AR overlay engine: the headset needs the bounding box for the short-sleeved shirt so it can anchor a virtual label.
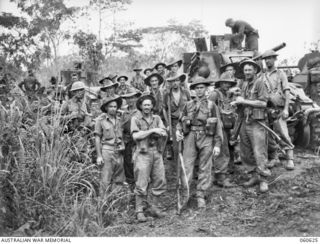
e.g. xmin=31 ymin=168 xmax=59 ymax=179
xmin=238 ymin=77 xmax=268 ymax=102
xmin=262 ymin=68 xmax=289 ymax=94
xmin=209 ymin=88 xmax=234 ymax=113
xmin=94 ymin=113 xmax=124 ymax=148
xmin=131 ymin=113 xmax=165 ymax=151
xmin=163 ymin=88 xmax=190 ymax=119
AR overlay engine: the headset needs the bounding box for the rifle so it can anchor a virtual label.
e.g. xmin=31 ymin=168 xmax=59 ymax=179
xmin=229 ymin=116 xmax=243 ymax=146
xmin=167 ymin=93 xmax=173 ymax=141
xmin=176 ymin=139 xmax=189 ymax=215
xmin=256 ymin=120 xmax=294 ymax=153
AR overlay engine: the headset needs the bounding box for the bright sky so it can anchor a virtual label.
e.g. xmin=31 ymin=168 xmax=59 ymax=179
xmin=1 ymin=0 xmax=320 ymax=62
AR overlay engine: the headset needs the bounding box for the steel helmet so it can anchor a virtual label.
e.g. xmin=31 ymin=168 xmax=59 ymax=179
xmin=70 ymin=81 xmax=86 ymax=92
xmin=261 ymin=50 xmax=278 ymax=59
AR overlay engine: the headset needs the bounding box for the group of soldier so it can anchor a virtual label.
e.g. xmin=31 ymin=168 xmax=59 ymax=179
xmin=0 ymin=41 xmax=295 ymax=223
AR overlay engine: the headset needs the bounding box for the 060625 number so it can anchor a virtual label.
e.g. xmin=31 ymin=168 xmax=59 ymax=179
xmin=300 ymin=238 xmax=318 ymax=243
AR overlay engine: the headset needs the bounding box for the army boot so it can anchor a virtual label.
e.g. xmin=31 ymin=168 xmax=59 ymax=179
xmin=266 ymin=157 xmax=280 ymax=169
xmin=148 ymin=195 xmax=166 ymax=218
xmin=197 ymin=197 xmax=206 ymax=209
xmin=135 ymin=195 xmax=147 ymax=223
xmin=214 ymin=173 xmax=235 ymax=188
xmin=259 ymin=180 xmax=269 ymax=193
xmin=243 ymin=173 xmax=259 ymax=187
xmin=284 ymin=159 xmax=294 ymax=170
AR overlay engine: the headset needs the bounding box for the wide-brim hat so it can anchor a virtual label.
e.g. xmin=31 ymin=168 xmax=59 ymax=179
xmin=215 ymin=72 xmax=237 ymax=88
xmin=167 ymin=73 xmax=187 ymax=83
xmin=136 ymin=94 xmax=156 ymax=111
xmin=144 ymin=73 xmax=164 ymax=87
xmin=189 ymin=77 xmax=214 ymax=90
xmin=154 ymin=62 xmax=166 ymax=70
xmin=261 ymin=50 xmax=278 ymax=59
xmin=219 ymin=62 xmax=239 ymax=74
xmin=239 ymin=59 xmax=261 ymax=74
xmin=166 ymin=60 xmax=183 ymax=70
xmin=117 ymin=75 xmax=129 ymax=82
xmin=143 ymin=68 xmax=153 ymax=75
xmin=133 ymin=68 xmax=142 ymax=72
xmin=99 ymin=76 xmax=113 ymax=85
xmin=100 ymin=95 xmax=122 ymax=112
xmin=121 ymin=87 xmax=142 ymax=98
xmin=100 ymin=79 xmax=119 ymax=90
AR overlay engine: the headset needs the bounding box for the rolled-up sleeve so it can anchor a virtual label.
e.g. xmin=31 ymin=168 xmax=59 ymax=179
xmin=131 ymin=116 xmax=140 ymax=135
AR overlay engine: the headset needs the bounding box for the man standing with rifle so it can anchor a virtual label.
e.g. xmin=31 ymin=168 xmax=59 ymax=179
xmin=261 ymin=50 xmax=295 ymax=170
xmin=231 ymin=59 xmax=271 ymax=193
xmin=163 ymin=74 xmax=191 ymax=168
xmin=176 ymin=77 xmax=223 ymax=209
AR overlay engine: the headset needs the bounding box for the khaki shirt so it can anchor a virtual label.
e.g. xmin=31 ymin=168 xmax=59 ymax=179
xmin=61 ymin=97 xmax=89 ymax=120
xmin=116 ymin=84 xmax=135 ymax=95
xmin=150 ymin=88 xmax=164 ymax=116
xmin=94 ymin=113 xmax=124 ymax=148
xmin=121 ymin=108 xmax=140 ymax=142
xmin=131 ymin=75 xmax=147 ymax=92
xmin=131 ymin=113 xmax=165 ymax=151
xmin=178 ymin=97 xmax=223 ymax=148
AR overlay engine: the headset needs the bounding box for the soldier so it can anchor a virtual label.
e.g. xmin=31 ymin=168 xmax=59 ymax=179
xmin=220 ymin=62 xmax=238 ymax=80
xmin=116 ymin=75 xmax=134 ymax=96
xmin=144 ymin=73 xmax=164 ymax=117
xmin=231 ymin=59 xmax=271 ymax=192
xmin=143 ymin=68 xmax=153 ymax=78
xmin=261 ymin=50 xmax=294 ymax=170
xmin=120 ymin=88 xmax=142 ymax=186
xmin=131 ymin=94 xmax=168 ymax=222
xmin=225 ymin=18 xmax=259 ymax=51
xmin=209 ymin=72 xmax=238 ymax=187
xmin=163 ymin=73 xmax=191 ymax=166
xmin=154 ymin=62 xmax=167 ymax=77
xmin=166 ymin=60 xmax=183 ymax=78
xmin=130 ymin=68 xmax=148 ymax=92
xmin=18 ymin=70 xmax=43 ymax=99
xmin=176 ymin=77 xmax=223 ymax=209
xmin=95 ymin=95 xmax=126 ymax=198
xmin=61 ymin=81 xmax=92 ymax=131
xmin=99 ymin=77 xmax=119 ymax=98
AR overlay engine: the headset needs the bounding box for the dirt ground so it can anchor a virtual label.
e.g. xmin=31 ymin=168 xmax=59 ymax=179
xmin=107 ymin=148 xmax=320 ymax=237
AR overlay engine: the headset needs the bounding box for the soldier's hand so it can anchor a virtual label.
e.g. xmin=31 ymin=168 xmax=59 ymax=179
xmin=281 ymin=110 xmax=289 ymax=120
xmin=213 ymin=146 xmax=221 ymax=157
xmin=96 ymin=156 xmax=104 ymax=165
xmin=176 ymin=130 xmax=184 ymax=142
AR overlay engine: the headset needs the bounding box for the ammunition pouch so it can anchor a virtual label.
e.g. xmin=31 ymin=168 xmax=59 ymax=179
xmin=148 ymin=133 xmax=160 ymax=147
xmin=221 ymin=111 xmax=236 ymax=129
xmin=244 ymin=107 xmax=266 ymax=120
xmin=205 ymin=117 xmax=218 ymax=136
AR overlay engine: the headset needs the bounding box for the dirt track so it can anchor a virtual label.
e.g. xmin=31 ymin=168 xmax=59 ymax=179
xmin=107 ymin=148 xmax=320 ymax=237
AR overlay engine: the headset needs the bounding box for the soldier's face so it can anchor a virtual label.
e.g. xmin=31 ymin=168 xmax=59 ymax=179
xmin=171 ymin=79 xmax=180 ymax=89
xmin=141 ymin=99 xmax=153 ymax=114
xmin=106 ymin=101 xmax=117 ymax=115
xmin=171 ymin=63 xmax=179 ymax=72
xmin=195 ymin=84 xmax=206 ymax=97
xmin=225 ymin=66 xmax=235 ymax=76
xmin=145 ymin=71 xmax=151 ymax=76
xmin=220 ymin=82 xmax=232 ymax=92
xmin=126 ymin=96 xmax=136 ymax=107
xmin=264 ymin=57 xmax=276 ymax=69
xmin=73 ymin=89 xmax=84 ymax=99
xmin=150 ymin=77 xmax=159 ymax=89
xmin=157 ymin=65 xmax=165 ymax=73
xmin=119 ymin=77 xmax=126 ymax=84
xmin=243 ymin=64 xmax=256 ymax=80
xmin=105 ymin=87 xmax=115 ymax=96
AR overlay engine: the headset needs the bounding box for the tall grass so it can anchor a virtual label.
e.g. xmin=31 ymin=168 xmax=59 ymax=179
xmin=1 ymin=96 xmax=131 ymax=236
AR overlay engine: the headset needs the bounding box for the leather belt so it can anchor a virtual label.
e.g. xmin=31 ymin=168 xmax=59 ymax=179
xmin=190 ymin=125 xmax=205 ymax=131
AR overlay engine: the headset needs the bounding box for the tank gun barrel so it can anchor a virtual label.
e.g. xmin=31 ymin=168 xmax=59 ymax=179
xmin=253 ymin=42 xmax=286 ymax=61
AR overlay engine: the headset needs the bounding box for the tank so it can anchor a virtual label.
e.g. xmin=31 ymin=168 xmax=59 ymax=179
xmin=183 ymin=36 xmax=320 ymax=149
